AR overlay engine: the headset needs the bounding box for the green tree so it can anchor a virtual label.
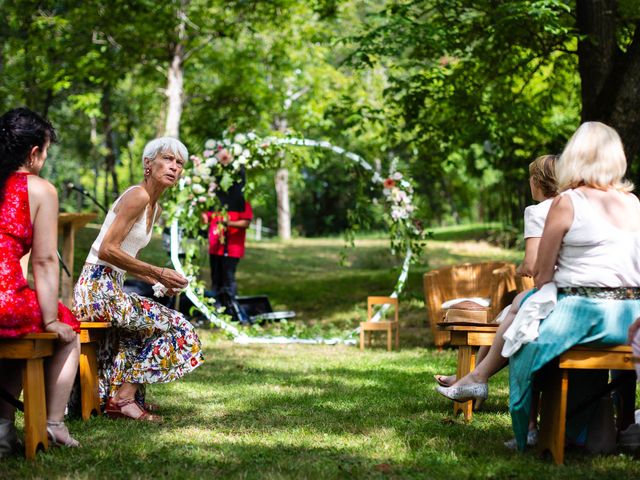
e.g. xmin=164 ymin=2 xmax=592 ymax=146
xmin=348 ymin=0 xmax=640 ymax=227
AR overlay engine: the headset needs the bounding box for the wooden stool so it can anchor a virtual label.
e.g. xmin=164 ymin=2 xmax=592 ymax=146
xmin=360 ymin=296 xmax=399 ymax=351
xmin=538 ymin=344 xmax=635 ymax=465
xmin=0 ymin=333 xmax=57 ymax=459
xmin=79 ymin=322 xmax=110 ymax=420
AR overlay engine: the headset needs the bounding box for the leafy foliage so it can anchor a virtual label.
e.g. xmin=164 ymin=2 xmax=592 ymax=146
xmin=346 ymin=0 xmax=581 ymax=225
xmin=3 ymin=0 xmax=639 ymax=235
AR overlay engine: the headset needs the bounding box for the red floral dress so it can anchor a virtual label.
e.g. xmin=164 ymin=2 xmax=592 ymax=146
xmin=0 ymin=172 xmax=79 ymax=337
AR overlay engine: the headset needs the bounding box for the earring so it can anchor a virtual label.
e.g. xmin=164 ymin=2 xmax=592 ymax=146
xmin=144 ymin=167 xmax=151 ymax=178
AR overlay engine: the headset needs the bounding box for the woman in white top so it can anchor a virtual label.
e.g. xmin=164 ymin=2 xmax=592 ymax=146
xmin=509 ymin=122 xmax=640 ymax=450
xmin=436 ymin=155 xmax=557 ymax=423
xmin=74 ymin=137 xmax=203 ymax=421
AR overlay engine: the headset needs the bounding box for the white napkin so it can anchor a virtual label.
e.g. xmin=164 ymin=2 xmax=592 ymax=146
xmin=502 ymin=282 xmax=557 ymax=357
xmin=152 ymin=282 xmax=188 ymax=298
xmin=152 ymin=282 xmax=169 ymax=298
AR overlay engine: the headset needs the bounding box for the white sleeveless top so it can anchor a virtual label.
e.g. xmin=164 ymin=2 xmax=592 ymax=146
xmin=553 ymin=189 xmax=640 ymax=287
xmin=523 ymin=198 xmax=553 ymax=239
xmin=86 ymin=186 xmax=158 ymax=274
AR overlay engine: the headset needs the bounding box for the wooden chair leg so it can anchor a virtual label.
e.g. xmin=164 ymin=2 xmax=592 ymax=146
xmin=395 ymin=326 xmax=399 ymax=350
xmin=387 ymin=325 xmax=392 ymax=351
xmin=80 ymin=342 xmax=101 ymax=420
xmin=360 ymin=328 xmax=365 ymax=351
xmin=538 ymin=368 xmax=568 ymax=465
xmin=453 ymin=346 xmax=476 ymax=420
xmin=22 ymin=358 xmax=48 ymax=459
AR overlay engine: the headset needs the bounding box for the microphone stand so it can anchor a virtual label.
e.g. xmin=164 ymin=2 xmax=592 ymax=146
xmin=57 ymin=250 xmax=72 ymax=278
xmin=67 ymin=184 xmax=108 ymax=214
xmin=57 ymin=182 xmax=107 ymax=277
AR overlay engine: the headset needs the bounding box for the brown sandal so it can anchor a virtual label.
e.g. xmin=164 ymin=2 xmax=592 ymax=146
xmin=138 ymin=400 xmax=161 ymax=413
xmin=106 ymin=398 xmax=163 ymax=422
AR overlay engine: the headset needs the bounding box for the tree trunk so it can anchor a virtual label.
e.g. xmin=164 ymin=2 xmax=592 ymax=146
xmin=275 ymin=168 xmax=291 ymax=240
xmin=164 ymin=0 xmax=188 ymax=138
xmin=90 ymin=116 xmax=99 ymax=200
xmin=440 ymin=176 xmax=460 ymax=224
xmin=273 ymin=117 xmax=291 ymax=239
xmin=577 ymin=0 xmax=617 ymax=121
xmin=577 ymin=1 xmax=640 ymax=174
xmin=101 ymin=86 xmax=119 ymax=205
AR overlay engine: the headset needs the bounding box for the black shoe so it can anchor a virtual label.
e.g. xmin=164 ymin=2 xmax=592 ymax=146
xmin=619 ymin=423 xmax=640 ymax=450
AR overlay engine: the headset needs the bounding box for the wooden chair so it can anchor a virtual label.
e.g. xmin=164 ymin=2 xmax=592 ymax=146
xmin=0 ymin=333 xmax=58 ymax=459
xmin=517 ymin=275 xmax=535 ymax=292
xmin=360 ymin=296 xmax=399 ymax=351
xmin=79 ymin=322 xmax=111 ymax=420
xmin=538 ymin=344 xmax=635 ymax=465
xmin=423 ymin=262 xmax=517 ymax=348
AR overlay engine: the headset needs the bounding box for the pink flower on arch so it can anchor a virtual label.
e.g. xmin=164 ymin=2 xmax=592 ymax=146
xmin=383 ymin=178 xmax=396 ymax=189
xmin=216 ymin=148 xmax=233 ymax=166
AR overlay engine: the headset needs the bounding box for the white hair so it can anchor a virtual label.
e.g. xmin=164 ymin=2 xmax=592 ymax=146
xmin=556 ymin=121 xmax=633 ymax=192
xmin=142 ymin=137 xmax=188 ymax=166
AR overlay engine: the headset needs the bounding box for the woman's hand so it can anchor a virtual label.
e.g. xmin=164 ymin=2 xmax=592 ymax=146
xmin=44 ymin=321 xmax=77 ymax=343
xmin=628 ymin=318 xmax=640 ymax=344
xmin=158 ymin=267 xmax=188 ymax=290
xmin=516 ymin=263 xmax=533 ymax=277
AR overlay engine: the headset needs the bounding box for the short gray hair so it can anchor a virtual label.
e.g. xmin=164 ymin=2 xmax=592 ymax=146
xmin=142 ymin=137 xmax=188 ymax=166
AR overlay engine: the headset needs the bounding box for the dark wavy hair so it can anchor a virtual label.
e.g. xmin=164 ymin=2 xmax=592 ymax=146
xmin=0 ymin=107 xmax=57 ymax=203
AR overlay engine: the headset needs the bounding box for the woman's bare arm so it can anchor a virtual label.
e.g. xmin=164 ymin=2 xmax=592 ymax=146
xmin=534 ymin=195 xmax=573 ymax=288
xmin=28 ymin=176 xmax=75 ymax=342
xmin=98 ymin=188 xmax=186 ymax=289
xmin=518 ymin=237 xmax=541 ymax=277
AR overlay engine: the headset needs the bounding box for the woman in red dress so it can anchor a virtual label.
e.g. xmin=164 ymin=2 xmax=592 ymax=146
xmin=0 ymin=107 xmax=81 ymax=454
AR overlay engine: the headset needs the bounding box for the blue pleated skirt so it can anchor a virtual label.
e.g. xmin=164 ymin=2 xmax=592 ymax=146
xmin=508 ymin=293 xmax=640 ymax=450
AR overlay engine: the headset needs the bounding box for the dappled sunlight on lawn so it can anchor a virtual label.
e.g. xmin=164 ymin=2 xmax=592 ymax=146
xmin=21 ymin=231 xmax=633 ymax=478
xmin=4 ymin=334 xmax=640 ymax=478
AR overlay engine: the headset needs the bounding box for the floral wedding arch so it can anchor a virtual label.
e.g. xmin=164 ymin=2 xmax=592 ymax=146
xmin=165 ymin=131 xmax=424 ymax=344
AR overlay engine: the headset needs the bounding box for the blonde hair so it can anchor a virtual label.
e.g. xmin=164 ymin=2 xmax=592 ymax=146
xmin=529 ymin=154 xmax=558 ymax=198
xmin=556 ymin=121 xmax=633 ymax=192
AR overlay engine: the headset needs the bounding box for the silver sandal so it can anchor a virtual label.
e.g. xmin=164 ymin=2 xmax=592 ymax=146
xmin=46 ymin=421 xmax=80 ymax=448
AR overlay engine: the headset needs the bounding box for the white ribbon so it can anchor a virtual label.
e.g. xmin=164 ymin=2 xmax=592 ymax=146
xmin=170 ymin=137 xmax=415 ymax=344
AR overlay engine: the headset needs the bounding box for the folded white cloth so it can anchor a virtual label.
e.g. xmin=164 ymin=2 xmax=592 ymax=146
xmin=502 ymin=282 xmax=557 ymax=357
xmin=152 ymin=282 xmax=169 ymax=298
xmin=441 ymin=297 xmax=491 ymax=309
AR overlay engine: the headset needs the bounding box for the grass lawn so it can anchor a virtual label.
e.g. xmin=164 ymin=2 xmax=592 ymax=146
xmin=6 ymin=228 xmax=637 ymax=478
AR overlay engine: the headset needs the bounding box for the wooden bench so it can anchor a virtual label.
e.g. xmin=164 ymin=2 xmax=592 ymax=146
xmin=79 ymin=322 xmax=111 ymax=420
xmin=538 ymin=344 xmax=635 ymax=465
xmin=437 ymin=322 xmax=498 ymax=420
xmin=0 ymin=333 xmax=58 ymax=459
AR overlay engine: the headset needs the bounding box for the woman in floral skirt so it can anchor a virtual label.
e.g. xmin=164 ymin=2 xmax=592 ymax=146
xmin=74 ymin=137 xmax=203 ymax=421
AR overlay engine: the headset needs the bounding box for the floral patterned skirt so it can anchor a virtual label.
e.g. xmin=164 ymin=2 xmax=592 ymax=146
xmin=73 ymin=264 xmax=203 ymax=404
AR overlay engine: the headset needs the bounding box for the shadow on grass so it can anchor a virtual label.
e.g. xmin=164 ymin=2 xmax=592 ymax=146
xmin=4 ymin=342 xmax=639 ymax=479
